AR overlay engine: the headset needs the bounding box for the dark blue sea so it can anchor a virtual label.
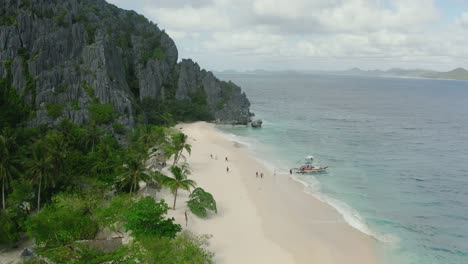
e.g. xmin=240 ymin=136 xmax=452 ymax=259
xmin=217 ymin=73 xmax=468 ymax=264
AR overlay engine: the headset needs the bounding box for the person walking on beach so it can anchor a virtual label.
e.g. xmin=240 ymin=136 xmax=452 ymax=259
xmin=260 ymin=172 xmax=263 ymax=179
xmin=210 ymin=154 xmax=213 ymax=159
xmin=290 ymin=169 xmax=292 ymax=175
xmin=256 ymin=171 xmax=258 ymax=177
xmin=227 ymin=166 xmax=229 ymax=173
xmin=225 ymin=156 xmax=228 ymax=162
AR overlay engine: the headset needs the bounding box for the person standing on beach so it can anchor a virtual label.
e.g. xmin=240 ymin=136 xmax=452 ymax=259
xmin=260 ymin=172 xmax=263 ymax=178
xmin=290 ymin=169 xmax=292 ymax=175
xmin=227 ymin=166 xmax=229 ymax=173
xmin=225 ymin=157 xmax=228 ymax=162
xmin=210 ymin=154 xmax=213 ymax=159
xmin=256 ymin=171 xmax=258 ymax=177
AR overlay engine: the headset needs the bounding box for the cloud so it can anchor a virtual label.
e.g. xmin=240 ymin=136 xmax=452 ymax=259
xmin=457 ymin=12 xmax=468 ymax=27
xmin=107 ymin=0 xmax=467 ymax=71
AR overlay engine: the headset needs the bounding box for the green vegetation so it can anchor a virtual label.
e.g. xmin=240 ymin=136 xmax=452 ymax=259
xmin=70 ymin=100 xmax=80 ymax=110
xmin=17 ymin=48 xmax=37 ymax=110
xmin=141 ymin=96 xmax=213 ymax=126
xmin=0 ymin=15 xmax=16 ymax=26
xmin=83 ymin=81 xmax=98 ymax=103
xmin=125 ymin=197 xmax=181 ymax=239
xmin=85 ymin=22 xmax=96 ymax=44
xmin=188 ymin=188 xmax=217 ymax=218
xmin=164 ymin=132 xmax=192 ymax=166
xmin=142 ymin=47 xmax=166 ymax=65
xmin=112 ymin=122 xmax=126 ymax=134
xmin=216 ymin=82 xmax=234 ymax=110
xmin=46 ymin=103 xmax=64 ymax=119
xmin=118 ymin=155 xmax=151 ymax=193
xmin=0 ymin=118 xmax=214 ymax=262
xmin=159 ymin=166 xmax=197 ymax=210
xmin=56 ymin=9 xmax=69 ymax=27
xmin=53 ymin=84 xmax=68 ymax=95
xmin=26 ymin=193 xmax=99 ymax=248
xmin=0 ymin=4 xmax=221 ymax=261
xmin=88 ymin=103 xmax=116 ymax=124
xmin=0 ymin=60 xmax=29 ymax=129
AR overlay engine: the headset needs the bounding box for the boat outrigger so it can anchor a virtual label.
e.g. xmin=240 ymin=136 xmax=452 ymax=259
xmin=294 ymin=156 xmax=328 ymax=174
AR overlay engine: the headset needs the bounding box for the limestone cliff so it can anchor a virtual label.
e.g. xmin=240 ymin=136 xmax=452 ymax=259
xmin=0 ymin=0 xmax=251 ymax=129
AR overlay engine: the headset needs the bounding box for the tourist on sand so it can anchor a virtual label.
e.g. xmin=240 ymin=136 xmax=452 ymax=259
xmin=260 ymin=172 xmax=263 ymax=178
xmin=290 ymin=169 xmax=292 ymax=175
xmin=227 ymin=166 xmax=229 ymax=173
xmin=256 ymin=171 xmax=258 ymax=177
xmin=225 ymin=157 xmax=228 ymax=162
xmin=210 ymin=154 xmax=213 ymax=159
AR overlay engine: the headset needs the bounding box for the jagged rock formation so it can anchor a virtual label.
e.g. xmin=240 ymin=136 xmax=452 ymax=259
xmin=251 ymin=119 xmax=262 ymax=128
xmin=0 ymin=0 xmax=251 ymax=129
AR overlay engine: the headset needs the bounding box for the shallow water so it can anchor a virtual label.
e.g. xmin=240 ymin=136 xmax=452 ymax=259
xmin=216 ymin=73 xmax=468 ymax=264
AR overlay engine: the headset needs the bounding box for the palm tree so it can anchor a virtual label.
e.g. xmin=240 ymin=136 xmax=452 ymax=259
xmin=44 ymin=131 xmax=68 ymax=175
xmin=119 ymin=155 xmax=151 ymax=194
xmin=160 ymin=165 xmax=197 ymax=210
xmin=85 ymin=122 xmax=101 ymax=153
xmin=0 ymin=130 xmax=19 ymax=210
xmin=137 ymin=125 xmax=165 ymax=150
xmin=25 ymin=142 xmax=55 ymax=211
xmin=164 ymin=132 xmax=192 ymax=166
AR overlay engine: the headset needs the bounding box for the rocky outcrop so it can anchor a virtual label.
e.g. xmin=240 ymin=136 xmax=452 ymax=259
xmin=176 ymin=59 xmax=251 ymax=124
xmin=251 ymin=119 xmax=263 ymax=128
xmin=0 ymin=0 xmax=251 ymax=128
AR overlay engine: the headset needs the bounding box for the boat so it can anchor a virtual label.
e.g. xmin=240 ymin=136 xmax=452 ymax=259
xmin=294 ymin=156 xmax=328 ymax=174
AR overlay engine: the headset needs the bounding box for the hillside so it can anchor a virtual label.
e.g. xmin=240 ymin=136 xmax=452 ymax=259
xmin=0 ymin=0 xmax=251 ymax=130
xmin=420 ymin=68 xmax=468 ymax=80
xmin=334 ymin=67 xmax=468 ymax=81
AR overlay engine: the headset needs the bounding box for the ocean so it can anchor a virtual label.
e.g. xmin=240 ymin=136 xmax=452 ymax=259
xmin=216 ymin=73 xmax=468 ymax=264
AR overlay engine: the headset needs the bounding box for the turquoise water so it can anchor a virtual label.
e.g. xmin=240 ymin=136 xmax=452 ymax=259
xmin=217 ymin=73 xmax=468 ymax=264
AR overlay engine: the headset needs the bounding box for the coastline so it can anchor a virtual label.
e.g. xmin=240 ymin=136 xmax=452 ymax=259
xmin=161 ymin=122 xmax=378 ymax=264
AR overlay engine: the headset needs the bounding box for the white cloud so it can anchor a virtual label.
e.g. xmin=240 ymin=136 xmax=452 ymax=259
xmin=457 ymin=12 xmax=468 ymax=27
xmin=107 ymin=0 xmax=468 ymax=71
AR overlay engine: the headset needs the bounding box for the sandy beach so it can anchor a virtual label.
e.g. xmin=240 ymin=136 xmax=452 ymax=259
xmin=159 ymin=122 xmax=379 ymax=264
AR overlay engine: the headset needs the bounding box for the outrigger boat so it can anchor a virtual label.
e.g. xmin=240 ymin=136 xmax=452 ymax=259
xmin=294 ymin=156 xmax=328 ymax=174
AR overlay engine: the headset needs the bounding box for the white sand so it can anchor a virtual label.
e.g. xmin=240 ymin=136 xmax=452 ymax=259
xmin=160 ymin=122 xmax=379 ymax=264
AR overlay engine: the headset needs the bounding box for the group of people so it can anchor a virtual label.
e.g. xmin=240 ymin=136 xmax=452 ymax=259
xmin=210 ymin=154 xmax=231 ymax=173
xmin=255 ymin=171 xmax=264 ymax=178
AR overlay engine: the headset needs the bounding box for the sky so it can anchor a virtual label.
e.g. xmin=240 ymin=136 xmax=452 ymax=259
xmin=106 ymin=0 xmax=468 ymax=71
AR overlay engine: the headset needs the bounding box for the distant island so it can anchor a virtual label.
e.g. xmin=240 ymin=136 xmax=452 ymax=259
xmin=216 ymin=67 xmax=468 ymax=81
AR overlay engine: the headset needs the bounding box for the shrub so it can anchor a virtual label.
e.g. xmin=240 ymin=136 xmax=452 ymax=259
xmin=71 ymin=100 xmax=80 ymax=110
xmin=0 ymin=211 xmax=20 ymax=246
xmin=56 ymin=10 xmax=68 ymax=27
xmin=53 ymin=84 xmax=68 ymax=95
xmin=112 ymin=122 xmax=126 ymax=134
xmin=142 ymin=47 xmax=166 ymax=65
xmin=83 ymin=81 xmax=98 ymax=103
xmin=125 ymin=197 xmax=181 ymax=239
xmin=139 ymin=231 xmax=214 ymax=264
xmin=88 ymin=103 xmax=115 ymax=124
xmin=46 ymin=103 xmax=64 ymax=119
xmin=187 ymin=187 xmax=217 ymax=218
xmin=26 ymin=194 xmax=99 ymax=248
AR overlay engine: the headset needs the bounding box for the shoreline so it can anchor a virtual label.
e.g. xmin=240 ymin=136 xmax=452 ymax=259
xmin=164 ymin=122 xmax=378 ymax=264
